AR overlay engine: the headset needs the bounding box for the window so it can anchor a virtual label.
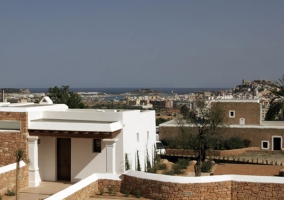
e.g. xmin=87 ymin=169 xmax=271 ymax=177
xmin=93 ymin=139 xmax=101 ymax=153
xmin=147 ymin=131 xmax=149 ymax=141
xmin=261 ymin=141 xmax=269 ymax=150
xmin=229 ymin=110 xmax=235 ymax=118
xmin=137 ymin=133 xmax=139 ymax=143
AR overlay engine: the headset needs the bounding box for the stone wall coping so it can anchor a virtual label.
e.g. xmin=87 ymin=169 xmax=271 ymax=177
xmin=124 ymin=170 xmax=284 ymax=184
xmin=0 ymin=161 xmax=26 ymax=174
xmin=45 ymin=173 xmax=121 ymax=200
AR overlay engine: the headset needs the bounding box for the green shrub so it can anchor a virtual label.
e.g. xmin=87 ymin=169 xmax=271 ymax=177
xmin=107 ymin=185 xmax=115 ymax=195
xmin=176 ymin=159 xmax=189 ymax=169
xmin=124 ymin=190 xmax=130 ymax=197
xmin=172 ymin=164 xmax=183 ymax=174
xmin=157 ymin=163 xmax=167 ymax=170
xmin=162 ymin=170 xmax=174 ymax=175
xmin=5 ymin=189 xmax=15 ymax=196
xmin=99 ymin=187 xmax=104 ymax=195
xmin=243 ymin=139 xmax=251 ymax=147
xmin=224 ymin=137 xmax=244 ymax=150
xmin=135 ymin=189 xmax=141 ymax=198
xmin=201 ymin=160 xmax=213 ymax=173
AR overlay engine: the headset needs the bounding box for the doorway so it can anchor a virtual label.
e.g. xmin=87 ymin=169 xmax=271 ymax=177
xmin=57 ymin=138 xmax=71 ymax=181
xmin=273 ymin=137 xmax=282 ymax=150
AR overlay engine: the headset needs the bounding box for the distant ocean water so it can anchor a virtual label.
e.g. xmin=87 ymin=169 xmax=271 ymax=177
xmin=29 ymin=88 xmax=230 ymax=95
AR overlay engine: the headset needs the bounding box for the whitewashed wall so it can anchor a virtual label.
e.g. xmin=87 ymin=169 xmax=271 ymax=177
xmin=38 ymin=137 xmax=57 ymax=181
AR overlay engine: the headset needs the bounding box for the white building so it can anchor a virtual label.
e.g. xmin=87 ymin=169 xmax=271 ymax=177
xmin=0 ymin=98 xmax=156 ymax=186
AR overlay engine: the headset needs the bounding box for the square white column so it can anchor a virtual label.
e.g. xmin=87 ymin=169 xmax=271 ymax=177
xmin=28 ymin=136 xmax=41 ymax=187
xmin=103 ymin=139 xmax=118 ymax=174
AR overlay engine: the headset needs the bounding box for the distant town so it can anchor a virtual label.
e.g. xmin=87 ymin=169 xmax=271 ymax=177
xmin=0 ymin=79 xmax=275 ymax=121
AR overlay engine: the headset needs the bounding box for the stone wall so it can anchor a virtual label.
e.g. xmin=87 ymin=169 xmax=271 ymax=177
xmin=0 ymin=165 xmax=28 ymax=196
xmin=65 ymin=181 xmax=98 ymax=200
xmin=47 ymin=170 xmax=284 ymax=200
xmin=0 ymin=112 xmax=28 ymax=166
xmin=212 ymin=101 xmax=261 ymax=125
xmin=120 ymin=172 xmax=284 ymax=200
xmin=159 ymin=126 xmax=284 ymax=150
xmin=98 ymin=179 xmax=121 ymax=194
xmin=121 ymin=175 xmax=231 ymax=200
xmin=232 ymin=182 xmax=284 ymax=200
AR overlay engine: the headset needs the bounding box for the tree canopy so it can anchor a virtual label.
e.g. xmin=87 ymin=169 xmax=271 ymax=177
xmin=47 ymin=85 xmax=85 ymax=108
xmin=265 ymin=75 xmax=284 ymax=121
xmin=176 ymin=97 xmax=227 ymax=176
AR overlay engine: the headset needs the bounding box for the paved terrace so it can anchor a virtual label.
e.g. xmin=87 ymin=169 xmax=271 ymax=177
xmin=2 ymin=181 xmax=72 ymax=200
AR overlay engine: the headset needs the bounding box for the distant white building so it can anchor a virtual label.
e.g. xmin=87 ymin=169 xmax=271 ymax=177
xmin=0 ymin=98 xmax=156 ymax=186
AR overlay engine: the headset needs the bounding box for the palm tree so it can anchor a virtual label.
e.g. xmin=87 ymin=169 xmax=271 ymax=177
xmin=265 ymin=75 xmax=284 ymax=121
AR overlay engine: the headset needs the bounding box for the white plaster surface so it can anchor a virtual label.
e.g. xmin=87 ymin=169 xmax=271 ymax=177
xmin=0 ymin=161 xmax=25 ymax=174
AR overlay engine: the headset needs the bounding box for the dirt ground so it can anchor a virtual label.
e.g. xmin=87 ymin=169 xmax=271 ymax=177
xmin=159 ymin=150 xmax=284 ymax=177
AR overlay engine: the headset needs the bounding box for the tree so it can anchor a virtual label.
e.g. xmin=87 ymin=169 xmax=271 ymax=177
xmin=176 ymin=97 xmax=227 ymax=176
xmin=180 ymin=105 xmax=190 ymax=119
xmin=47 ymin=85 xmax=85 ymax=108
xmin=265 ymin=75 xmax=284 ymax=120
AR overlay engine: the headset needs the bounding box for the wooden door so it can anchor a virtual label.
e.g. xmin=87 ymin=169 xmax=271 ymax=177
xmin=57 ymin=138 xmax=71 ymax=181
xmin=273 ymin=137 xmax=281 ymax=150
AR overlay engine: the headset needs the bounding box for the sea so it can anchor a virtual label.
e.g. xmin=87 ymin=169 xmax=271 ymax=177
xmin=29 ymin=88 xmax=230 ymax=95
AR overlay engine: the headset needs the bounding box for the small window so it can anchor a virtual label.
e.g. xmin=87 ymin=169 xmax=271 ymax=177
xmin=147 ymin=131 xmax=149 ymax=141
xmin=93 ymin=139 xmax=101 ymax=153
xmin=229 ymin=110 xmax=235 ymax=118
xmin=137 ymin=133 xmax=139 ymax=143
xmin=261 ymin=141 xmax=269 ymax=150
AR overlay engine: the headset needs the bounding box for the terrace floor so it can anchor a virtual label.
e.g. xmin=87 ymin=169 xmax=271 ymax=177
xmin=2 ymin=181 xmax=73 ymax=200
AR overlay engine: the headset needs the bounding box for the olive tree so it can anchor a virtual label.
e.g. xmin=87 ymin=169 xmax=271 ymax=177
xmin=176 ymin=97 xmax=227 ymax=176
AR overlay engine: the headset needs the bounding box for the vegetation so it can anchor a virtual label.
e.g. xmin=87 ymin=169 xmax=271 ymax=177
xmin=136 ymin=151 xmax=141 ymax=171
xmin=125 ymin=153 xmax=130 ymax=170
xmin=47 ymin=85 xmax=85 ymax=108
xmin=180 ymin=105 xmax=190 ymax=119
xmin=201 ymin=160 xmax=213 ymax=173
xmin=265 ymin=75 xmax=284 ymax=120
xmin=15 ymin=148 xmax=29 ymax=200
xmin=156 ymin=117 xmax=170 ymax=126
xmin=176 ymin=96 xmax=227 ymax=176
xmin=99 ymin=188 xmax=104 ymax=195
xmin=5 ymin=189 xmax=15 ymax=196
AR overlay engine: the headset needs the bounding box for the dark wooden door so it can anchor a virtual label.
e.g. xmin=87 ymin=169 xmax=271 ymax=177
xmin=57 ymin=138 xmax=71 ymax=181
xmin=273 ymin=137 xmax=281 ymax=150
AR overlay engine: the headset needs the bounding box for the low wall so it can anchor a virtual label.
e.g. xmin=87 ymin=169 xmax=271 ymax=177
xmin=47 ymin=170 xmax=284 ymax=200
xmin=166 ymin=147 xmax=260 ymax=157
xmin=0 ymin=161 xmax=28 ymax=196
xmin=121 ymin=170 xmax=284 ymax=200
xmin=45 ymin=174 xmax=121 ymax=200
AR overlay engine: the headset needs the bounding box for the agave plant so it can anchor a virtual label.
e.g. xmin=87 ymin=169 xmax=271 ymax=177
xmin=265 ymin=75 xmax=284 ymax=121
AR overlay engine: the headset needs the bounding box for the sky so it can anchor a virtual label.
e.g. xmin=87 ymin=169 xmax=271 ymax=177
xmin=1 ymin=1 xmax=284 ymax=88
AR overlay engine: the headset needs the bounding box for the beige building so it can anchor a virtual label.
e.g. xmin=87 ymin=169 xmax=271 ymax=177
xmin=160 ymin=99 xmax=284 ymax=150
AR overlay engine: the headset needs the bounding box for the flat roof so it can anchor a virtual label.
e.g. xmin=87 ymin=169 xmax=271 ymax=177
xmin=29 ymin=118 xmax=123 ymax=132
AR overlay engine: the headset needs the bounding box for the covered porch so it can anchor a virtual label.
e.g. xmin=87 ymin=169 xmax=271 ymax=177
xmin=27 ymin=118 xmax=122 ymax=187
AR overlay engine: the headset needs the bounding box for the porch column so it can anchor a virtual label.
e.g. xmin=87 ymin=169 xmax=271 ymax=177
xmin=103 ymin=139 xmax=119 ymax=174
xmin=28 ymin=136 xmax=41 ymax=187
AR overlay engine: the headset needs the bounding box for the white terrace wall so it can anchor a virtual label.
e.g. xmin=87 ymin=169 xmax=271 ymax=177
xmin=47 ymin=170 xmax=284 ymax=200
xmin=0 ymin=161 xmax=27 ymax=196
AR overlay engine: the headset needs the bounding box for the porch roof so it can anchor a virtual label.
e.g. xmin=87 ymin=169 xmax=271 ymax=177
xmin=28 ymin=118 xmax=123 ymax=139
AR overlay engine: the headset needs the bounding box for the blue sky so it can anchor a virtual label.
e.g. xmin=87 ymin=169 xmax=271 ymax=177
xmin=1 ymin=1 xmax=284 ymax=88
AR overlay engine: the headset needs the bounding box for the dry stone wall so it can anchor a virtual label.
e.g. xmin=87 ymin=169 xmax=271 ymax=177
xmin=0 ymin=165 xmax=28 ymax=196
xmin=121 ymin=175 xmax=232 ymax=200
xmin=0 ymin=112 xmax=28 ymax=166
xmin=65 ymin=181 xmax=98 ymax=200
